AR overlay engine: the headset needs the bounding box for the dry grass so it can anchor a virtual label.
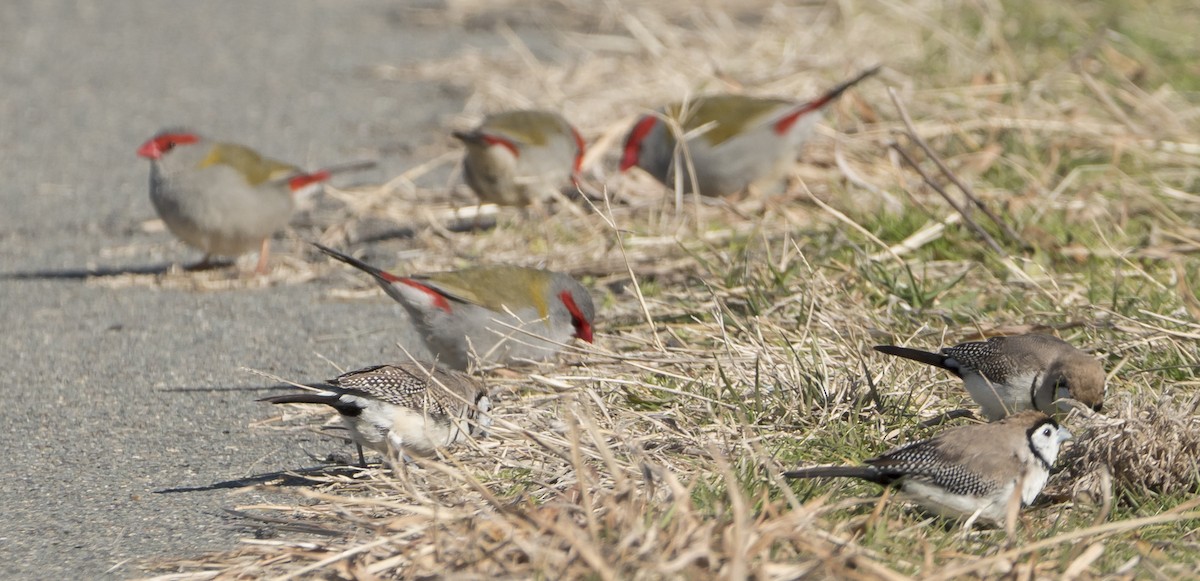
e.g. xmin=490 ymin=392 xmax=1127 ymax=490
xmin=1061 ymin=395 xmax=1200 ymax=501
xmin=142 ymin=0 xmax=1200 ymax=578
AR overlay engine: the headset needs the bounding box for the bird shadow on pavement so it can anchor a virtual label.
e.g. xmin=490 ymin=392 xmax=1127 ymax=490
xmin=0 ymin=261 xmax=198 ymax=280
xmin=155 ymin=384 xmax=288 ymax=394
xmin=154 ymin=464 xmax=364 ymax=494
xmin=219 ymin=507 xmax=349 ymax=537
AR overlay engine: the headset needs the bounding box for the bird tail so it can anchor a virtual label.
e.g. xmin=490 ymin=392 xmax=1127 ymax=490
xmin=260 ymin=392 xmax=340 ymax=406
xmin=312 ymin=243 xmax=405 ymax=286
xmin=806 ymin=65 xmax=881 ymax=109
xmin=286 ymin=161 xmax=376 ymax=195
xmin=873 ymin=345 xmax=953 ymax=371
xmin=783 ymin=465 xmax=881 ymax=481
xmin=260 ymin=391 xmax=363 ymax=416
xmin=451 ymin=129 xmax=483 ymax=145
xmin=774 ymin=65 xmax=881 ymax=133
xmin=318 ymin=159 xmax=377 ymax=176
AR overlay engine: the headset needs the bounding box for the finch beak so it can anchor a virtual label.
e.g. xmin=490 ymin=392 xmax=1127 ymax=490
xmin=136 ymin=140 xmax=162 ymax=160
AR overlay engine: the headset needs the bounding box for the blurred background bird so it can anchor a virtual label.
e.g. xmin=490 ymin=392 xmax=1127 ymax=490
xmin=137 ymin=129 xmax=374 ymax=274
xmin=453 ymin=110 xmax=585 ymax=210
xmin=620 ymin=66 xmax=879 ymax=197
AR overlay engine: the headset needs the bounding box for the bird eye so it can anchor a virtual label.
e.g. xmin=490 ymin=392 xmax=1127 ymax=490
xmin=1042 ymin=427 xmax=1052 ymax=437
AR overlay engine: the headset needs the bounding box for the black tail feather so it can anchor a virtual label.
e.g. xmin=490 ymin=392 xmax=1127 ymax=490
xmin=783 ymin=465 xmax=887 ymax=484
xmin=806 ymin=64 xmax=881 ymax=109
xmin=260 ymin=392 xmax=361 ymax=416
xmin=451 ymin=130 xmax=484 ymax=145
xmin=873 ymin=345 xmax=957 ymax=374
xmin=312 ymin=243 xmax=398 ymax=287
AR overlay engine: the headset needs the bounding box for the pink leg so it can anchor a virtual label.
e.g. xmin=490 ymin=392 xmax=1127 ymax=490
xmin=254 ymin=239 xmax=271 ymax=275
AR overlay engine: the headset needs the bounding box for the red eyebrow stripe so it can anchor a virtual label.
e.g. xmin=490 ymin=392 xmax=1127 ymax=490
xmin=570 ymin=127 xmax=586 ymax=173
xmin=400 ymin=278 xmax=452 ymax=313
xmin=480 ymin=134 xmax=519 ymax=158
xmin=158 ymin=133 xmax=199 ymax=146
xmin=558 ymin=290 xmax=592 ymax=343
xmin=620 ymin=115 xmax=659 ymax=171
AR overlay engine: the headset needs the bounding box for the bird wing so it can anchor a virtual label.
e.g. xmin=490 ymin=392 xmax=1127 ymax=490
xmin=412 ymin=266 xmax=553 ymax=318
xmin=867 ymin=436 xmax=1002 ymax=497
xmin=668 ymin=95 xmax=793 ymax=147
xmin=197 ymin=142 xmax=302 ymax=186
xmin=482 ymin=110 xmax=564 ymax=147
xmin=327 ymin=365 xmax=451 ymax=417
xmin=943 ymin=336 xmax=1060 ymax=383
xmin=941 ymin=338 xmax=1015 ymax=382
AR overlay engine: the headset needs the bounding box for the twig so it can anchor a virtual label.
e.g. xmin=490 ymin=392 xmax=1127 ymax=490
xmin=801 ymin=180 xmax=905 ymax=265
xmin=887 ymin=88 xmax=1027 ymax=254
xmin=888 ymin=140 xmax=1007 ymax=255
xmin=887 ymin=88 xmax=1028 ymax=250
xmin=582 ymin=187 xmax=666 ymax=351
xmin=869 ymin=214 xmax=961 ymax=261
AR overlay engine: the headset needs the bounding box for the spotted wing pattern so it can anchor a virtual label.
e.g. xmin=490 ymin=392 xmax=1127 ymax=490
xmin=865 ymin=439 xmax=1001 ymax=497
xmin=941 ymin=337 xmax=1016 ymax=383
xmin=326 ymin=364 xmax=454 ymax=417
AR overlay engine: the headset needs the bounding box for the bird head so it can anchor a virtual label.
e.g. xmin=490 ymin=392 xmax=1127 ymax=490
xmin=1048 ymin=355 xmax=1107 ymax=413
xmin=557 ymin=288 xmax=594 ymax=344
xmin=620 ymin=110 xmax=682 ymax=180
xmin=137 ymin=130 xmax=200 ymax=160
xmin=1024 ymin=413 xmax=1072 ymax=468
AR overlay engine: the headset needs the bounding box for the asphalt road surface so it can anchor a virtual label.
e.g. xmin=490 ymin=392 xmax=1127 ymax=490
xmin=0 ymin=2 xmax=554 ymax=577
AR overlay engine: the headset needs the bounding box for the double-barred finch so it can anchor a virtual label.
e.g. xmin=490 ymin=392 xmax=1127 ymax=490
xmin=137 ymin=129 xmax=373 ymax=274
xmin=874 ymin=334 xmax=1106 ymax=420
xmin=261 ymin=363 xmax=491 ymax=465
xmin=784 ymin=411 xmax=1072 ymax=525
xmin=314 ymin=243 xmax=595 ymax=371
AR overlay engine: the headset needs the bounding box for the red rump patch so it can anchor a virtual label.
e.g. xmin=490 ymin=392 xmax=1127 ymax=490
xmin=481 ymin=134 xmax=520 ymax=158
xmin=620 ymin=116 xmax=659 ymax=171
xmin=400 ymin=278 xmax=453 ymax=313
xmin=288 ymin=170 xmax=331 ymax=192
xmin=772 ymin=67 xmax=878 ymax=135
xmin=773 ymin=101 xmax=823 ymax=135
xmin=570 ymin=127 xmax=586 ymax=173
xmin=559 ymin=290 xmax=593 ymax=343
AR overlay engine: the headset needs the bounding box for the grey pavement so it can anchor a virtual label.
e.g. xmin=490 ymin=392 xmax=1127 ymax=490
xmin=0 ymin=2 xmax=555 ymax=578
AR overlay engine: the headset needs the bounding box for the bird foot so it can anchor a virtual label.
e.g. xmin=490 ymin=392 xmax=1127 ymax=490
xmin=253 ymin=239 xmax=271 ymax=275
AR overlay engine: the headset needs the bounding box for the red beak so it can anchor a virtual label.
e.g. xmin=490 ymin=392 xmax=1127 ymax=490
xmin=576 ymin=324 xmax=594 ymax=344
xmin=136 ymin=139 xmax=161 ymax=160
